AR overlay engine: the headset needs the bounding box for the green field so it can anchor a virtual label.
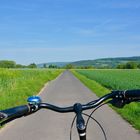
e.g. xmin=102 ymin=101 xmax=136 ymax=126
xmin=72 ymin=69 xmax=140 ymax=131
xmin=0 ymin=69 xmax=62 ymax=110
xmin=76 ymin=69 xmax=140 ymax=90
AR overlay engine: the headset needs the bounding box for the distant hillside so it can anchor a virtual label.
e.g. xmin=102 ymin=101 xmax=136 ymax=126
xmin=38 ymin=62 xmax=70 ymax=68
xmin=70 ymin=56 xmax=140 ymax=68
xmin=38 ymin=56 xmax=140 ymax=68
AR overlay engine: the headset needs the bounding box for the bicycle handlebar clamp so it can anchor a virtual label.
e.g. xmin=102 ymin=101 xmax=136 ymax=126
xmin=74 ymin=103 xmax=86 ymax=140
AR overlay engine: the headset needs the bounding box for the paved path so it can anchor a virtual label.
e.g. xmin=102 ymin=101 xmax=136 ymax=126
xmin=0 ymin=70 xmax=139 ymax=140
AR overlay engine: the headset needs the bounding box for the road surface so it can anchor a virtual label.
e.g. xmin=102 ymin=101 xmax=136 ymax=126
xmin=0 ymin=70 xmax=139 ymax=140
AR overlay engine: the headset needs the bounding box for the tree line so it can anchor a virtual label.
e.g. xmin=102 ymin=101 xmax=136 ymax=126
xmin=64 ymin=62 xmax=140 ymax=69
xmin=116 ymin=61 xmax=140 ymax=69
xmin=0 ymin=60 xmax=37 ymax=68
xmin=0 ymin=60 xmax=140 ymax=69
xmin=42 ymin=63 xmax=95 ymax=69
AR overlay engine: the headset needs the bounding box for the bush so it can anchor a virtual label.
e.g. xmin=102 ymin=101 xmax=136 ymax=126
xmin=0 ymin=60 xmax=16 ymax=68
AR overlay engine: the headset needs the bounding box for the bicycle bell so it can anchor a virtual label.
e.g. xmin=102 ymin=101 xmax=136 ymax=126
xmin=27 ymin=96 xmax=42 ymax=105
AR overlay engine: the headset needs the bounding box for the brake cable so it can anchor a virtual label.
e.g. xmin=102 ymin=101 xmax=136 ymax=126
xmin=70 ymin=103 xmax=107 ymax=140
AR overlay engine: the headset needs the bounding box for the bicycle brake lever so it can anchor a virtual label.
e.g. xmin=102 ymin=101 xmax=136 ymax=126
xmin=109 ymin=99 xmax=126 ymax=108
xmin=0 ymin=112 xmax=8 ymax=123
xmin=109 ymin=97 xmax=139 ymax=108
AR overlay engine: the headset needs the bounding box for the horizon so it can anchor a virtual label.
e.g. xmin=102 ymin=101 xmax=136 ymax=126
xmin=1 ymin=55 xmax=140 ymax=65
xmin=0 ymin=0 xmax=140 ymax=65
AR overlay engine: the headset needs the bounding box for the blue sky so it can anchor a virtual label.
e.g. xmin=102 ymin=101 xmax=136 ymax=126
xmin=0 ymin=0 xmax=140 ymax=64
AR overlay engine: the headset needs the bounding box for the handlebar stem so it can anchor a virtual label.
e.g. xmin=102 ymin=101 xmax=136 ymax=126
xmin=74 ymin=103 xmax=86 ymax=140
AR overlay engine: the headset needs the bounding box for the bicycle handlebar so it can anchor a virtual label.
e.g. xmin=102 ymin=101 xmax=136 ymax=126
xmin=0 ymin=105 xmax=29 ymax=125
xmin=0 ymin=89 xmax=140 ymax=125
xmin=124 ymin=90 xmax=140 ymax=98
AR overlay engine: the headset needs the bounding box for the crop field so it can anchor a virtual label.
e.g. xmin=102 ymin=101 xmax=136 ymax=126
xmin=72 ymin=69 xmax=140 ymax=131
xmin=0 ymin=69 xmax=62 ymax=110
xmin=76 ymin=69 xmax=140 ymax=90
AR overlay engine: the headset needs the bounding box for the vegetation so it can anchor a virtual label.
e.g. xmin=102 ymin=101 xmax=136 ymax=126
xmin=38 ymin=62 xmax=69 ymax=68
xmin=65 ymin=64 xmax=74 ymax=69
xmin=72 ymin=70 xmax=140 ymax=131
xmin=116 ymin=61 xmax=139 ymax=69
xmin=37 ymin=56 xmax=140 ymax=69
xmin=27 ymin=63 xmax=37 ymax=68
xmin=70 ymin=56 xmax=140 ymax=68
xmin=48 ymin=64 xmax=58 ymax=69
xmin=0 ymin=60 xmax=37 ymax=69
xmin=0 ymin=69 xmax=62 ymax=110
xmin=0 ymin=60 xmax=16 ymax=68
xmin=76 ymin=69 xmax=140 ymax=90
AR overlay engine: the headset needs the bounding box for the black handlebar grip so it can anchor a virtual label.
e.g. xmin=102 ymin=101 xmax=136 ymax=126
xmin=0 ymin=105 xmax=30 ymax=122
xmin=124 ymin=90 xmax=140 ymax=99
xmin=0 ymin=112 xmax=8 ymax=122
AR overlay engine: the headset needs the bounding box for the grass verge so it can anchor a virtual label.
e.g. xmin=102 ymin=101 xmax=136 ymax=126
xmin=0 ymin=69 xmax=63 ymax=110
xmin=71 ymin=70 xmax=140 ymax=131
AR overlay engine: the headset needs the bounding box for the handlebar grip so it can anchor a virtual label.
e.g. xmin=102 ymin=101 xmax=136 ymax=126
xmin=124 ymin=90 xmax=140 ymax=99
xmin=111 ymin=90 xmax=140 ymax=108
xmin=0 ymin=105 xmax=29 ymax=123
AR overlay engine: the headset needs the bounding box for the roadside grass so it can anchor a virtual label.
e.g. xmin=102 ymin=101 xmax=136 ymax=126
xmin=71 ymin=70 xmax=140 ymax=131
xmin=0 ymin=69 xmax=62 ymax=110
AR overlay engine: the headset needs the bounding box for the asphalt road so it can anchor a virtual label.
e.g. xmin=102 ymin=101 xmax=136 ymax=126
xmin=0 ymin=70 xmax=139 ymax=140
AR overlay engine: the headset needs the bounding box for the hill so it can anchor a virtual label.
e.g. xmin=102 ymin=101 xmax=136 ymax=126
xmin=37 ymin=62 xmax=70 ymax=68
xmin=70 ymin=56 xmax=140 ymax=68
xmin=37 ymin=56 xmax=140 ymax=68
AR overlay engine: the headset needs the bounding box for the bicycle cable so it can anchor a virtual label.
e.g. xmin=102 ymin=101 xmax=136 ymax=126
xmin=70 ymin=115 xmax=77 ymax=140
xmin=69 ymin=103 xmax=107 ymax=140
xmin=83 ymin=113 xmax=107 ymax=140
xmin=85 ymin=103 xmax=108 ymax=140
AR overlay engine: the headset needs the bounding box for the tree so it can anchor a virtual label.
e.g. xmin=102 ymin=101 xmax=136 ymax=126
xmin=65 ymin=64 xmax=74 ymax=69
xmin=27 ymin=63 xmax=37 ymax=68
xmin=43 ymin=64 xmax=47 ymax=68
xmin=137 ymin=63 xmax=140 ymax=69
xmin=16 ymin=64 xmax=26 ymax=68
xmin=82 ymin=65 xmax=94 ymax=69
xmin=116 ymin=64 xmax=125 ymax=69
xmin=0 ymin=60 xmax=16 ymax=68
xmin=116 ymin=62 xmax=138 ymax=69
xmin=125 ymin=62 xmax=137 ymax=69
xmin=48 ymin=64 xmax=58 ymax=69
